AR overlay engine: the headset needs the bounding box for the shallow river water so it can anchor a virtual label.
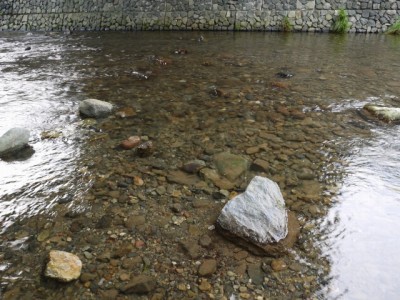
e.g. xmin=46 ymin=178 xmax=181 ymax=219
xmin=0 ymin=31 xmax=400 ymax=299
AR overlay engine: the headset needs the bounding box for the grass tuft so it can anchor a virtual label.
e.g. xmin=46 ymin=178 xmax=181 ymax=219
xmin=332 ymin=9 xmax=349 ymax=34
xmin=282 ymin=16 xmax=293 ymax=32
xmin=386 ymin=18 xmax=400 ymax=35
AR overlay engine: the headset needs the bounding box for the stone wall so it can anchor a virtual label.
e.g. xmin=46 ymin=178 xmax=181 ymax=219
xmin=0 ymin=0 xmax=399 ymax=32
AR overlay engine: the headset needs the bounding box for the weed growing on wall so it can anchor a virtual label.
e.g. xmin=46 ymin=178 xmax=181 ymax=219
xmin=332 ymin=9 xmax=349 ymax=33
xmin=282 ymin=16 xmax=293 ymax=32
xmin=386 ymin=18 xmax=400 ymax=34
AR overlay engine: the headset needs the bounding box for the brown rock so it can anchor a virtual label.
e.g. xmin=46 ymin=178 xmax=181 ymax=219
xmin=98 ymin=289 xmax=119 ymax=300
xmin=121 ymin=136 xmax=141 ymax=150
xmin=121 ymin=275 xmax=157 ymax=294
xmin=198 ymin=259 xmax=217 ymax=276
xmin=271 ymin=259 xmax=287 ymax=271
xmin=198 ymin=279 xmax=212 ymax=291
xmin=199 ymin=168 xmax=235 ymax=190
xmin=121 ymin=256 xmax=143 ymax=269
xmin=250 ymin=158 xmax=269 ymax=172
xmin=167 ymin=170 xmax=201 ymax=186
xmin=125 ymin=215 xmax=146 ymax=229
xmin=116 ymin=107 xmax=136 ymax=118
xmin=180 ymin=240 xmax=202 ymax=259
xmin=233 ymin=250 xmax=248 ymax=261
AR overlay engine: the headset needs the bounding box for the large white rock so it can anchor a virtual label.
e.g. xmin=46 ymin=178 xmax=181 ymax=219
xmin=217 ymin=176 xmax=288 ymax=245
xmin=0 ymin=128 xmax=30 ymax=155
xmin=45 ymin=250 xmax=82 ymax=282
xmin=79 ymin=99 xmax=113 ymax=118
xmin=364 ymin=105 xmax=400 ymax=122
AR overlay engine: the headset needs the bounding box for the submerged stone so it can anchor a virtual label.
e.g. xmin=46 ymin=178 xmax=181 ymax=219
xmin=363 ymin=105 xmax=400 ymax=122
xmin=0 ymin=128 xmax=30 ymax=156
xmin=120 ymin=275 xmax=157 ymax=294
xmin=79 ymin=99 xmax=113 ymax=118
xmin=44 ymin=250 xmax=82 ymax=282
xmin=217 ymin=176 xmax=300 ymax=256
xmin=213 ymin=151 xmax=248 ymax=181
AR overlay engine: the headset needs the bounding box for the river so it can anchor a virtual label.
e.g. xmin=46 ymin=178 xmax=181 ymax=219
xmin=0 ymin=31 xmax=399 ymax=299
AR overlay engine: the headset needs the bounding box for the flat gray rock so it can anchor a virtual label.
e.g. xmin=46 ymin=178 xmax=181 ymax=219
xmin=0 ymin=128 xmax=30 ymax=155
xmin=217 ymin=176 xmax=288 ymax=245
xmin=79 ymin=98 xmax=113 ymax=118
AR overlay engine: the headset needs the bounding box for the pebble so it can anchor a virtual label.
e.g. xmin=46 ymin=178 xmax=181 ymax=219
xmin=120 ymin=275 xmax=157 ymax=294
xmin=198 ymin=279 xmax=212 ymax=291
xmin=198 ymin=259 xmax=217 ymax=276
xmin=137 ymin=141 xmax=154 ymax=157
xmin=271 ymin=259 xmax=287 ymax=271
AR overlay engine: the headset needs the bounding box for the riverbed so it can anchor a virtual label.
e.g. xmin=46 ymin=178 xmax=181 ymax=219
xmin=0 ymin=31 xmax=400 ymax=299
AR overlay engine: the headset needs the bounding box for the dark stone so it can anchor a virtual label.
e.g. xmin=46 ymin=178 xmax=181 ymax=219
xmin=247 ymin=263 xmax=264 ymax=285
xmin=120 ymin=275 xmax=157 ymax=294
xmin=136 ymin=141 xmax=154 ymax=157
xmin=276 ymin=70 xmax=294 ymax=78
xmin=96 ymin=215 xmax=112 ymax=229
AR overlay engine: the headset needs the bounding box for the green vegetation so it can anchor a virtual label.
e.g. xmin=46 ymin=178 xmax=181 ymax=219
xmin=282 ymin=16 xmax=293 ymax=32
xmin=386 ymin=18 xmax=400 ymax=35
xmin=332 ymin=9 xmax=350 ymax=34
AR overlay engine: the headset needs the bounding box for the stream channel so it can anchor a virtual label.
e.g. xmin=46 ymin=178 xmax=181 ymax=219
xmin=0 ymin=31 xmax=400 ymax=299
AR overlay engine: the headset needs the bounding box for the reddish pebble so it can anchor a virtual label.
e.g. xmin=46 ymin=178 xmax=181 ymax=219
xmin=135 ymin=240 xmax=145 ymax=249
xmin=121 ymin=136 xmax=141 ymax=150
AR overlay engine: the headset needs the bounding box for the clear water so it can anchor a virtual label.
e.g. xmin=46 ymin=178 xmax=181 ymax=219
xmin=0 ymin=31 xmax=400 ymax=298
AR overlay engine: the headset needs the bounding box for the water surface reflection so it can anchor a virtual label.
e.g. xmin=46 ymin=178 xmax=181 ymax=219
xmin=320 ymin=126 xmax=400 ymax=299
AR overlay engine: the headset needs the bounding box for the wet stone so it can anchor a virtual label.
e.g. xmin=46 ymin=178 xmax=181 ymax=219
xmin=198 ymin=279 xmax=212 ymax=291
xmin=217 ymin=176 xmax=288 ymax=246
xmin=247 ymin=263 xmax=264 ymax=285
xmin=199 ymin=234 xmax=212 ymax=248
xmin=271 ymin=258 xmax=288 ymax=271
xmin=79 ymin=99 xmax=113 ymax=118
xmin=44 ymin=250 xmax=82 ymax=282
xmin=214 ymin=151 xmax=248 ymax=181
xmin=137 ymin=141 xmax=154 ymax=157
xmin=98 ymin=289 xmax=119 ymax=299
xmin=251 ymin=158 xmax=269 ymax=172
xmin=181 ymin=159 xmax=206 ymax=174
xmin=180 ymin=240 xmax=202 ymax=259
xmin=198 ymin=259 xmax=217 ymax=277
xmin=167 ymin=170 xmax=201 ymax=186
xmin=120 ymin=275 xmax=157 ymax=294
xmin=120 ymin=136 xmax=141 ymax=150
